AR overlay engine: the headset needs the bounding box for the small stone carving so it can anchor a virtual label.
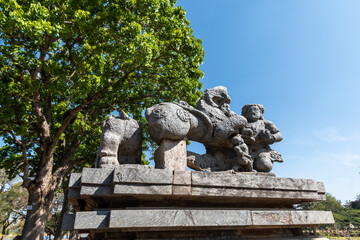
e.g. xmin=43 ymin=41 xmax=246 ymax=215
xmin=96 ymin=111 xmax=142 ymax=168
xmin=241 ymin=104 xmax=283 ymax=172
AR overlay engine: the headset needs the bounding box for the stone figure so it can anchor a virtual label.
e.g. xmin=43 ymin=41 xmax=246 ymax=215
xmin=96 ymin=111 xmax=142 ymax=168
xmin=241 ymin=104 xmax=283 ymax=172
xmin=146 ymin=86 xmax=254 ymax=172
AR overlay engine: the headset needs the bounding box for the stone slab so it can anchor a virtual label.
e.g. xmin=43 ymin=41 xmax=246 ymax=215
xmin=74 ymin=210 xmax=110 ymax=229
xmin=71 ymin=209 xmax=334 ymax=231
xmin=291 ymin=211 xmax=334 ymax=225
xmin=173 ymin=170 xmax=191 ymax=185
xmin=61 ymin=213 xmax=75 ymax=231
xmin=113 ymin=166 xmax=173 ymax=185
xmin=69 ymin=173 xmax=81 ymax=188
xmin=173 ymin=185 xmax=191 ymax=195
xmin=113 ymin=184 xmax=172 ymax=195
xmin=191 ymin=187 xmax=320 ymax=200
xmin=109 ymin=209 xmax=251 ymax=228
xmin=81 ymin=168 xmax=114 ymax=185
xmin=192 ymin=172 xmax=321 ymax=192
xmin=252 ymin=210 xmax=292 ymax=225
xmin=80 ymin=185 xmax=113 ymax=196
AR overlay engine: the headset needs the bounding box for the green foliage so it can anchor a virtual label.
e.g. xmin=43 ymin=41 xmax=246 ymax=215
xmin=0 ymin=0 xmax=204 ymax=178
xmin=298 ymin=193 xmax=360 ymax=230
xmin=333 ymin=209 xmax=360 ymax=228
xmin=0 ymin=170 xmax=28 ymax=235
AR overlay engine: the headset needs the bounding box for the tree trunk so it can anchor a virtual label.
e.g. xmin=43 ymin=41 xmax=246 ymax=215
xmin=54 ymin=176 xmax=70 ymax=240
xmin=21 ymin=181 xmax=55 ymax=240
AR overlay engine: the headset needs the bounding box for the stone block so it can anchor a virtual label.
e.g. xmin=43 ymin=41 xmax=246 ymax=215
xmin=173 ymin=185 xmax=191 ymax=195
xmin=173 ymin=170 xmax=191 ymax=185
xmin=113 ymin=184 xmax=172 ymax=195
xmin=192 ymin=172 xmax=321 ymax=192
xmin=109 ymin=209 xmax=251 ymax=228
xmin=61 ymin=213 xmax=75 ymax=231
xmin=191 ymin=186 xmax=320 ymax=200
xmin=81 ymin=168 xmax=114 ymax=185
xmin=69 ymin=173 xmax=81 ymax=188
xmin=291 ymin=211 xmax=334 ymax=225
xmin=80 ymin=185 xmax=113 ymax=196
xmin=252 ymin=210 xmax=292 ymax=225
xmin=154 ymin=139 xmax=187 ymax=171
xmin=68 ymin=188 xmax=81 ymax=199
xmin=113 ymin=166 xmax=172 ymax=184
xmin=74 ymin=210 xmax=110 ymax=229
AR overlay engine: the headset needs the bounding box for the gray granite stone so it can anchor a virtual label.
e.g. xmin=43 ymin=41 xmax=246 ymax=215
xmin=74 ymin=210 xmax=110 ymax=229
xmin=81 ymin=168 xmax=114 ymax=185
xmin=191 ymin=187 xmax=321 ymax=200
xmin=69 ymin=173 xmax=81 ymax=188
xmin=80 ymin=185 xmax=113 ymax=196
xmin=61 ymin=213 xmax=75 ymax=231
xmin=172 ymin=185 xmax=191 ymax=195
xmin=70 ymin=209 xmax=334 ymax=230
xmin=173 ymin=170 xmax=191 ymax=185
xmin=113 ymin=184 xmax=172 ymax=195
xmin=113 ymin=166 xmax=172 ymax=184
xmin=154 ymin=139 xmax=187 ymax=171
xmin=96 ymin=112 xmax=142 ymax=168
xmin=109 ymin=209 xmax=251 ymax=228
xmin=191 ymin=172 xmax=320 ymax=192
xmin=252 ymin=210 xmax=292 ymax=225
xmin=291 ymin=211 xmax=334 ymax=225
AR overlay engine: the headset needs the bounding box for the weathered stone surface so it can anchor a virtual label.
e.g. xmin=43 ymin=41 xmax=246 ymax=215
xmin=81 ymin=168 xmax=114 ymax=185
xmin=191 ymin=187 xmax=320 ymax=200
xmin=252 ymin=210 xmax=292 ymax=225
xmin=68 ymin=188 xmax=81 ymax=199
xmin=70 ymin=209 xmax=334 ymax=230
xmin=80 ymin=185 xmax=113 ymax=196
xmin=74 ymin=210 xmax=110 ymax=229
xmin=192 ymin=172 xmax=320 ymax=192
xmin=96 ymin=112 xmax=142 ymax=168
xmin=113 ymin=166 xmax=172 ymax=184
xmin=291 ymin=211 xmax=334 ymax=225
xmin=173 ymin=185 xmax=191 ymax=195
xmin=154 ymin=139 xmax=187 ymax=171
xmin=241 ymin=104 xmax=283 ymax=172
xmin=113 ymin=184 xmax=172 ymax=195
xmin=69 ymin=173 xmax=81 ymax=188
xmin=109 ymin=209 xmax=251 ymax=228
xmin=173 ymin=170 xmax=191 ymax=185
xmin=61 ymin=213 xmax=75 ymax=231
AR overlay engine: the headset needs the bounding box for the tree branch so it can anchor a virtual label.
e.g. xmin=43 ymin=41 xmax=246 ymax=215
xmin=48 ymin=68 xmax=139 ymax=155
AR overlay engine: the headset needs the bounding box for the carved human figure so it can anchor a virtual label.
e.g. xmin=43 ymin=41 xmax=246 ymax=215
xmin=241 ymin=104 xmax=283 ymax=172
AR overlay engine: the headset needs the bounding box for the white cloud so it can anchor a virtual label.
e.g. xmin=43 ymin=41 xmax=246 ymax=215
xmin=314 ymin=151 xmax=360 ymax=167
xmin=314 ymin=128 xmax=347 ymax=142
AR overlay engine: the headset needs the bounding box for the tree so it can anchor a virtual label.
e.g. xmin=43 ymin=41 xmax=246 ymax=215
xmin=0 ymin=170 xmax=28 ymax=239
xmin=0 ymin=0 xmax=204 ymax=239
xmin=297 ymin=193 xmax=344 ymax=214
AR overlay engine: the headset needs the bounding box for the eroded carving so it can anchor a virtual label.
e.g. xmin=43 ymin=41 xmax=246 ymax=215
xmin=96 ymin=111 xmax=142 ymax=168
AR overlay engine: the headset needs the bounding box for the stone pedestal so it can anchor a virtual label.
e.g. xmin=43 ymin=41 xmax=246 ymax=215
xmin=63 ymin=165 xmax=334 ymax=239
xmin=154 ymin=139 xmax=187 ymax=171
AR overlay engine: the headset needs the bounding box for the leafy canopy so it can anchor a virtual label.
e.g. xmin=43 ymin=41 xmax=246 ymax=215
xmin=0 ymin=0 xmax=204 ymax=179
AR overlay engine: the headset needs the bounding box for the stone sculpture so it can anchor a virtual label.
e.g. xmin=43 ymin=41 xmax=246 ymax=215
xmin=96 ymin=110 xmax=142 ymax=168
xmin=96 ymin=86 xmax=283 ymax=172
xmin=146 ymin=86 xmax=257 ymax=172
xmin=241 ymin=104 xmax=283 ymax=172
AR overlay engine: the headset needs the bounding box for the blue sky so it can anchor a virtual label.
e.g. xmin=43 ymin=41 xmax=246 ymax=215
xmin=180 ymin=0 xmax=360 ymax=203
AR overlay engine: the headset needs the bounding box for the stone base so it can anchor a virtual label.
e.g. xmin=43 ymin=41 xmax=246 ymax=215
xmin=154 ymin=139 xmax=187 ymax=171
xmin=63 ymin=166 xmax=334 ymax=239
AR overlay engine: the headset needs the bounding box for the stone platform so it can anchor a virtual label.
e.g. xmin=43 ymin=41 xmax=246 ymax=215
xmin=63 ymin=165 xmax=333 ymax=239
